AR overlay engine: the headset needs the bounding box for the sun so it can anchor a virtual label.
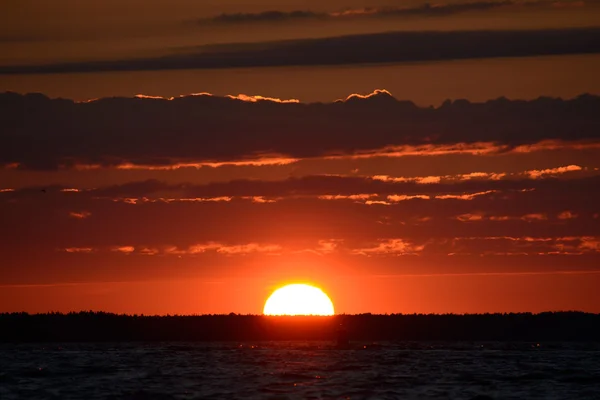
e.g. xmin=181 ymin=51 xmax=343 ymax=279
xmin=263 ymin=284 xmax=335 ymax=316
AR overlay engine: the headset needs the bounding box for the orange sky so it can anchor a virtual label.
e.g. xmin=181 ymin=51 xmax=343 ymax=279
xmin=1 ymin=0 xmax=600 ymax=314
xmin=2 ymin=272 xmax=599 ymax=315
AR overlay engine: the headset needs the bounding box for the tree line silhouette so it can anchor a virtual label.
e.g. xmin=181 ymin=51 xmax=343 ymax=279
xmin=1 ymin=312 xmax=598 ymax=342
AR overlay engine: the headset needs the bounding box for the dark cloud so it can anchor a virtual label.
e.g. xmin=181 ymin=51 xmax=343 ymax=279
xmin=8 ymin=174 xmax=593 ymax=199
xmin=205 ymin=10 xmax=322 ymax=24
xmin=1 ymin=91 xmax=599 ymax=170
xmin=1 ymin=28 xmax=599 ymax=74
xmin=199 ymin=0 xmax=577 ymax=25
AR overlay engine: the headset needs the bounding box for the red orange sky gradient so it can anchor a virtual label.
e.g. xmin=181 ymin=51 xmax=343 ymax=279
xmin=1 ymin=0 xmax=599 ymax=314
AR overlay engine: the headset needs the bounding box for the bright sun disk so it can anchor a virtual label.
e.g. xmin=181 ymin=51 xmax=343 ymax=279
xmin=263 ymin=284 xmax=335 ymax=316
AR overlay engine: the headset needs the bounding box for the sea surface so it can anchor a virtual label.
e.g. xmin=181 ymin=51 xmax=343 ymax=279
xmin=1 ymin=342 xmax=599 ymax=399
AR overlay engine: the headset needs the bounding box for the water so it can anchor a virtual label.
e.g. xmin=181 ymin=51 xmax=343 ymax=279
xmin=1 ymin=342 xmax=599 ymax=399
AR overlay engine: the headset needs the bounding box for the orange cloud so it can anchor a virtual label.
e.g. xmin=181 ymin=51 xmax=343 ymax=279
xmin=512 ymin=140 xmax=600 ymax=153
xmin=417 ymin=176 xmax=442 ymax=184
xmin=456 ymin=213 xmax=485 ymax=222
xmin=63 ymin=247 xmax=94 ymax=253
xmin=325 ymin=142 xmax=600 ymax=163
xmin=241 ymin=196 xmax=279 ymax=203
xmin=557 ymin=211 xmax=578 ymax=220
xmin=217 ymin=243 xmax=282 ymax=255
xmin=371 ymin=175 xmax=442 ymax=184
xmin=139 ymin=247 xmax=159 ymax=256
xmin=526 ymin=165 xmax=582 ymax=179
xmin=132 ymin=92 xmax=301 ymax=104
xmin=226 ymin=94 xmax=300 ymax=103
xmin=414 ymin=216 xmax=432 ymax=223
xmin=164 ymin=242 xmax=282 ymax=256
xmin=114 ymin=156 xmax=299 ymax=170
xmin=318 ymin=194 xmax=378 ymax=201
xmin=69 ymin=211 xmax=91 ymax=219
xmin=387 ymin=194 xmax=431 ymax=202
xmin=113 ymin=197 xmax=233 ymax=204
xmin=184 ymin=243 xmax=222 ymax=254
xmin=339 ymin=142 xmax=502 ymax=160
xmin=351 ymin=239 xmax=424 ymax=256
xmin=489 ymin=216 xmax=512 ymax=221
xmin=459 ymin=172 xmax=507 ymax=180
xmin=167 ymin=197 xmax=232 ymax=203
xmin=459 ymin=236 xmax=554 ymax=242
xmin=435 ymin=190 xmax=497 ymax=200
xmin=134 ymin=94 xmax=164 ymax=100
xmin=521 ymin=213 xmax=548 ymax=222
xmin=314 ymin=239 xmax=344 ymax=255
xmin=111 ymin=246 xmax=135 ymax=254
xmin=579 ymin=237 xmax=600 ymax=251
xmin=52 ymin=235 xmax=600 ymax=260
xmin=340 ymin=89 xmax=394 ymax=102
xmin=34 ymin=149 xmax=596 ymax=173
xmin=200 ymin=157 xmax=300 ymax=168
xmin=370 ymin=165 xmax=588 ymax=186
xmin=365 ymin=200 xmax=391 ymax=206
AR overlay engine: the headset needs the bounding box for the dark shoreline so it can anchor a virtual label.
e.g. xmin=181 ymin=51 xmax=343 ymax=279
xmin=2 ymin=312 xmax=599 ymax=342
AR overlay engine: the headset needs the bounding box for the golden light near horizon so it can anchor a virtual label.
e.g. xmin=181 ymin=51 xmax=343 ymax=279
xmin=263 ymin=284 xmax=335 ymax=316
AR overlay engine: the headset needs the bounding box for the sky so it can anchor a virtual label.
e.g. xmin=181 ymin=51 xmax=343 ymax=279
xmin=1 ymin=0 xmax=599 ymax=315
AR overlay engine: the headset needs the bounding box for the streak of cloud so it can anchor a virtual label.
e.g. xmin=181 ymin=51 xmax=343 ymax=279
xmin=1 ymin=28 xmax=599 ymax=74
xmin=197 ymin=1 xmax=588 ymax=25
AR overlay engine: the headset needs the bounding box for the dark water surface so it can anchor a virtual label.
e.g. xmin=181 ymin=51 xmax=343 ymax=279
xmin=1 ymin=342 xmax=599 ymax=399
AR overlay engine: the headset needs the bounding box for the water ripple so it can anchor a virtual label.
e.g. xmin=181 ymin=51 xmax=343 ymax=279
xmin=1 ymin=342 xmax=599 ymax=399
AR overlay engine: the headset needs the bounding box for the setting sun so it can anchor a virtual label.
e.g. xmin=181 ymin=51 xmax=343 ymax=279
xmin=263 ymin=284 xmax=335 ymax=316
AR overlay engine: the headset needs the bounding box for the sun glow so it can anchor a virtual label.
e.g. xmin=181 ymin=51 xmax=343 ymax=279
xmin=263 ymin=284 xmax=335 ymax=316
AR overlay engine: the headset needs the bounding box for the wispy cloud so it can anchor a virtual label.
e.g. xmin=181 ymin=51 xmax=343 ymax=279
xmin=62 ymin=247 xmax=95 ymax=253
xmin=3 ymin=175 xmax=599 ymax=205
xmin=69 ymin=211 xmax=91 ymax=219
xmin=526 ymin=165 xmax=582 ymax=178
xmin=451 ymin=236 xmax=600 ymax=255
xmin=197 ymin=1 xmax=588 ymax=25
xmin=111 ymin=246 xmax=135 ymax=254
xmin=351 ymin=239 xmax=425 ymax=256
xmin=436 ymin=190 xmax=498 ymax=200
xmin=225 ymin=94 xmax=300 ymax=103
xmin=521 ymin=213 xmax=548 ymax=222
